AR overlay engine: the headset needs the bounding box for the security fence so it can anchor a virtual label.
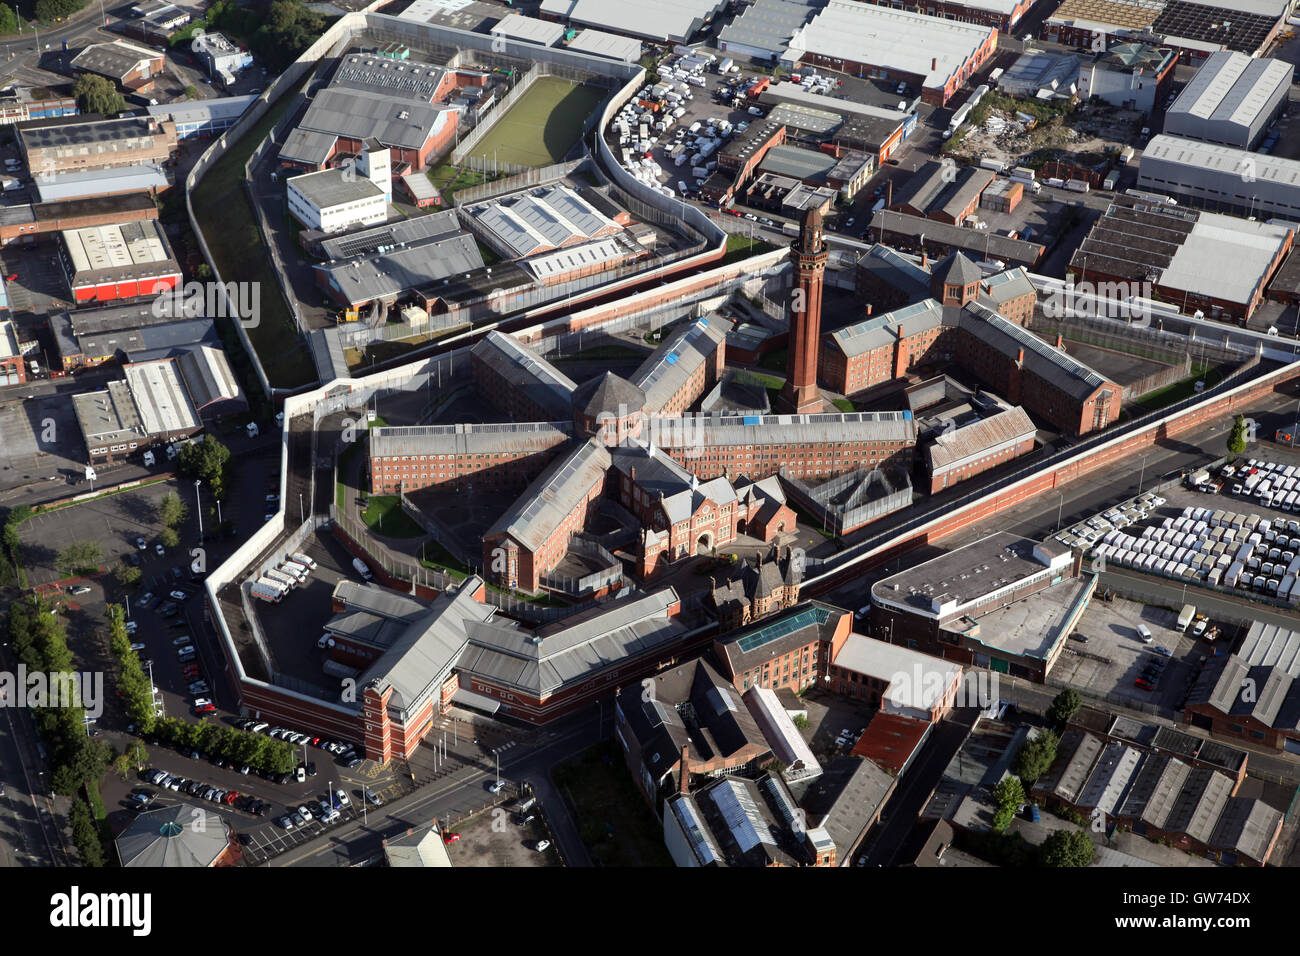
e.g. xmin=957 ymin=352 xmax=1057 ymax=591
xmin=779 ymin=466 xmax=914 ymax=538
xmin=541 ymin=535 xmax=624 ymax=597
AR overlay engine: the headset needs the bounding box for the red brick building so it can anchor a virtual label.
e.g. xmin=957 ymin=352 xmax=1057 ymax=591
xmin=832 ymin=250 xmax=1120 ymax=437
xmin=780 ymin=206 xmax=828 ymax=414
xmin=367 ymin=421 xmax=572 ymax=496
xmin=714 ymin=601 xmax=854 ymax=694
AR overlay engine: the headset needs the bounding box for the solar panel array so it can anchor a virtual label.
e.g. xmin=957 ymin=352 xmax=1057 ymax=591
xmin=735 ymin=605 xmax=832 ymax=654
xmin=337 ymin=56 xmax=443 ymax=101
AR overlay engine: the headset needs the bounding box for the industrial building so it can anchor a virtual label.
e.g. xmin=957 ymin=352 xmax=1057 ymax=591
xmin=490 ymin=14 xmax=566 ymax=46
xmin=33 ymin=164 xmax=169 ymax=205
xmin=998 ymin=50 xmax=1080 ymax=99
xmin=147 ymin=95 xmax=256 ymax=140
xmin=1076 ymin=41 xmax=1178 ymax=115
xmin=18 ymin=115 xmax=178 ymax=176
xmin=1043 ymin=0 xmax=1289 ymax=60
xmin=69 ymin=40 xmax=166 ymax=91
xmin=538 ymin=0 xmax=729 ymax=44
xmin=1185 ymin=621 xmax=1300 ymax=755
xmin=864 ymin=210 xmax=1047 ymax=268
xmin=719 ymin=0 xmax=820 ymax=61
xmin=858 ymin=0 xmax=1036 ymax=31
xmin=781 ymin=2 xmax=999 ymax=106
xmin=1163 ymin=51 xmax=1290 ymax=148
xmin=57 ymin=219 xmax=181 ymax=304
xmin=1069 ymin=196 xmax=1293 ymax=321
xmin=565 ymin=29 xmax=642 ymax=62
xmin=890 ymin=161 xmax=994 ymax=225
xmin=73 ymin=357 xmax=208 ymax=463
xmin=870 ymin=532 xmax=1086 ymax=681
xmin=1138 ymin=134 xmax=1300 ymax=222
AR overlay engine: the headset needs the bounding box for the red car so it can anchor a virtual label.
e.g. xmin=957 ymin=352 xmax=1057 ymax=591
xmin=443 ymin=832 xmax=461 ymax=844
xmin=193 ymin=703 xmax=216 ymax=714
xmin=1134 ymin=677 xmax=1154 ymax=690
xmin=309 ymin=736 xmax=321 ymax=746
xmin=3 ymin=274 xmax=15 ymax=282
xmin=224 ymin=791 xmax=239 ymax=805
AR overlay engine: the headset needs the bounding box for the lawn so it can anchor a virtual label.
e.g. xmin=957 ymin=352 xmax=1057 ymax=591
xmin=190 ymin=76 xmax=317 ymax=389
xmin=553 ymin=741 xmax=674 ymax=867
xmin=831 ymin=397 xmax=855 ymax=412
xmin=360 ymin=495 xmax=425 ymax=538
xmin=420 ymin=538 xmax=469 ymax=579
xmin=466 ymin=77 xmax=608 ymax=168
xmin=1133 ymin=364 xmax=1212 ymax=412
xmin=721 ymin=234 xmax=776 ymax=264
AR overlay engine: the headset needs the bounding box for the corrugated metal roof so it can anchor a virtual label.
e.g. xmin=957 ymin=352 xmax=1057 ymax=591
xmin=471 ymin=331 xmax=578 ymax=420
xmin=485 ymin=438 xmax=611 ymax=552
xmin=370 ymin=421 xmax=573 ymax=459
xmin=928 ymin=405 xmax=1036 ymax=472
xmin=631 ymin=316 xmax=728 ymax=415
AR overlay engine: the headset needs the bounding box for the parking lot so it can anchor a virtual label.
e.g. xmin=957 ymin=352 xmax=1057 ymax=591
xmin=0 ymin=242 xmax=72 ymax=318
xmin=18 ymin=478 xmax=196 ymax=588
xmin=1049 ymin=597 xmax=1203 ymax=712
xmin=448 ymin=800 xmax=560 ymax=867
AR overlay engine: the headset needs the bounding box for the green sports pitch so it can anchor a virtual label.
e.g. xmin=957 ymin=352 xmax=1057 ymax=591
xmin=464 ymin=77 xmax=608 ymax=168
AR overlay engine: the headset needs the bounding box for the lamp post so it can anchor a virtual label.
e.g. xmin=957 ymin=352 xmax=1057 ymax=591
xmin=194 ymin=479 xmax=203 ymax=541
xmin=1138 ymin=454 xmax=1148 ymax=496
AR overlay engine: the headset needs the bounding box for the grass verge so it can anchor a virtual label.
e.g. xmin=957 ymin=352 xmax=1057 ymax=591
xmin=360 ymin=495 xmax=425 ymax=538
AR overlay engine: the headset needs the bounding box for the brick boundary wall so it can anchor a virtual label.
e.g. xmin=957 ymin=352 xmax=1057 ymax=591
xmin=803 ymin=362 xmax=1300 ymax=595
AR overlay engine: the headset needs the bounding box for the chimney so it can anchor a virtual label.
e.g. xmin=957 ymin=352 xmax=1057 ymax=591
xmin=921 ymin=251 xmax=928 ymax=269
xmin=931 ymin=58 xmax=937 ymax=71
xmin=1054 ymin=333 xmax=1064 ymax=348
xmin=866 ymin=303 xmax=873 ymax=316
xmin=1016 ymin=348 xmax=1024 ymax=365
xmin=679 ymin=745 xmax=691 ymax=795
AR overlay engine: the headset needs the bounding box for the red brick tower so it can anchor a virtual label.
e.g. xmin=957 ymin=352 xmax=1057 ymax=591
xmin=779 ymin=206 xmax=829 ymax=415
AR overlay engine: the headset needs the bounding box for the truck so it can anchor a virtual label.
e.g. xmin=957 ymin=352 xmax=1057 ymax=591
xmin=782 ymin=221 xmax=801 ymax=237
xmin=716 ymin=57 xmax=734 ymax=74
xmin=747 ymin=76 xmax=770 ymax=99
xmin=1103 ymin=170 xmax=1119 ymax=191
xmin=978 ymin=157 xmax=1005 ymax=174
xmin=1010 ymin=166 xmax=1035 ymax=184
xmin=1065 ymin=178 xmax=1090 ymax=193
xmin=353 ymin=557 xmax=373 ymax=580
xmin=251 ymin=580 xmax=285 ymax=603
xmin=1178 ymin=604 xmax=1197 ymax=630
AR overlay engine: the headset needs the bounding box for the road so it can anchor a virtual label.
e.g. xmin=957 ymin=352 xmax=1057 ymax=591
xmin=274 ymin=707 xmax=605 ymax=867
xmin=857 ymin=708 xmax=979 ymax=867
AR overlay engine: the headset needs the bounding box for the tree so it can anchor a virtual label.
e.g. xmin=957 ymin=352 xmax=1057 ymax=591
xmin=1227 ymin=414 xmax=1249 ymax=456
xmin=1014 ymin=730 xmax=1059 ymax=785
xmin=159 ymin=526 xmax=180 ymax=549
xmin=179 ymin=435 xmax=231 ymax=490
xmin=991 ymin=776 xmax=1024 ymax=833
xmin=55 ymin=540 xmax=103 ymax=575
xmin=113 ymin=562 xmax=141 ymax=587
xmin=69 ymin=798 xmax=104 ymax=867
xmin=184 ymin=84 xmax=198 ymax=99
xmin=72 ymin=74 xmax=126 ymax=117
xmin=158 ymin=491 xmax=188 ymax=529
xmin=1040 ymin=829 xmax=1095 ymax=867
xmin=0 ymin=5 xmax=20 ymax=36
xmin=1047 ymin=688 xmax=1081 ymax=727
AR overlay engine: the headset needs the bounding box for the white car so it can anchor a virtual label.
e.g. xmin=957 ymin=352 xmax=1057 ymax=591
xmin=489 ymin=780 xmax=506 ymax=794
xmin=130 ymin=642 xmax=146 ymax=652
xmin=535 ymin=840 xmax=551 ymax=852
xmin=297 ymin=805 xmax=313 ymax=822
xmin=333 ymin=789 xmax=350 ymax=807
xmin=169 ymin=590 xmax=187 ymax=601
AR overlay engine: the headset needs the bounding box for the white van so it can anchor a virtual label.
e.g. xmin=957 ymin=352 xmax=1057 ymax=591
xmin=1136 ymin=624 xmax=1153 ymax=643
xmin=353 ymin=557 xmax=373 ymax=580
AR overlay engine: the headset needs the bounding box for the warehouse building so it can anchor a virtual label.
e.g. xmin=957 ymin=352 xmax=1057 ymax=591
xmin=491 ymin=14 xmax=566 ymax=46
xmin=890 ymin=161 xmax=994 ymax=225
xmin=864 ymin=210 xmax=1046 ymax=268
xmin=57 ymin=219 xmax=181 ymax=304
xmin=1044 ymin=0 xmax=1288 ymax=60
xmin=0 ymin=87 xmax=77 ymax=127
xmin=565 ymin=29 xmax=641 ymax=62
xmin=191 ymin=32 xmax=253 ymax=86
xmin=1077 ymin=41 xmax=1177 ymax=115
xmin=73 ymin=360 xmax=204 ymax=464
xmin=314 ymin=227 xmax=485 ymax=311
xmin=1185 ymin=621 xmax=1300 ymax=755
xmin=859 ymin=0 xmax=1035 ymax=31
xmin=1138 ymin=134 xmax=1300 ymax=221
xmin=539 ymin=0 xmax=729 ymax=44
xmin=33 ymin=164 xmax=169 ymax=204
xmin=718 ymin=0 xmax=819 ymax=60
xmin=1069 ymin=196 xmax=1292 ymax=321
xmin=1163 ymin=51 xmax=1290 ymax=148
xmin=70 ymin=40 xmax=165 ymax=92
xmin=781 ymin=2 xmax=998 ymax=106
xmin=999 ymin=50 xmax=1080 ymax=99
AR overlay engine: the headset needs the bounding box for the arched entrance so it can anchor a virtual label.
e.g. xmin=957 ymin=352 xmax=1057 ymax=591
xmin=696 ymin=531 xmax=714 ymax=554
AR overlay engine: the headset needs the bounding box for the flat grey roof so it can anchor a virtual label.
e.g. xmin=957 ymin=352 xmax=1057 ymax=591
xmin=73 ymin=379 xmax=144 ymax=444
xmin=288 ymin=166 xmax=385 ymax=208
xmin=370 ymin=421 xmax=573 ymax=459
xmin=20 ymin=115 xmax=164 ymax=151
xmin=758 ymin=143 xmax=836 ymax=183
xmin=316 ymin=231 xmax=484 ymax=305
xmin=319 ymin=208 xmax=460 ymax=260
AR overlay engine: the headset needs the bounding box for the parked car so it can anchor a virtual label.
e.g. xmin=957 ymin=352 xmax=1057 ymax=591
xmin=488 ymin=780 xmax=506 ymax=794
xmin=154 ymin=543 xmax=166 ymax=556
xmin=169 ymin=590 xmax=187 ymax=601
xmin=535 ymin=840 xmax=551 ymax=852
xmin=443 ymin=832 xmax=461 ymax=844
